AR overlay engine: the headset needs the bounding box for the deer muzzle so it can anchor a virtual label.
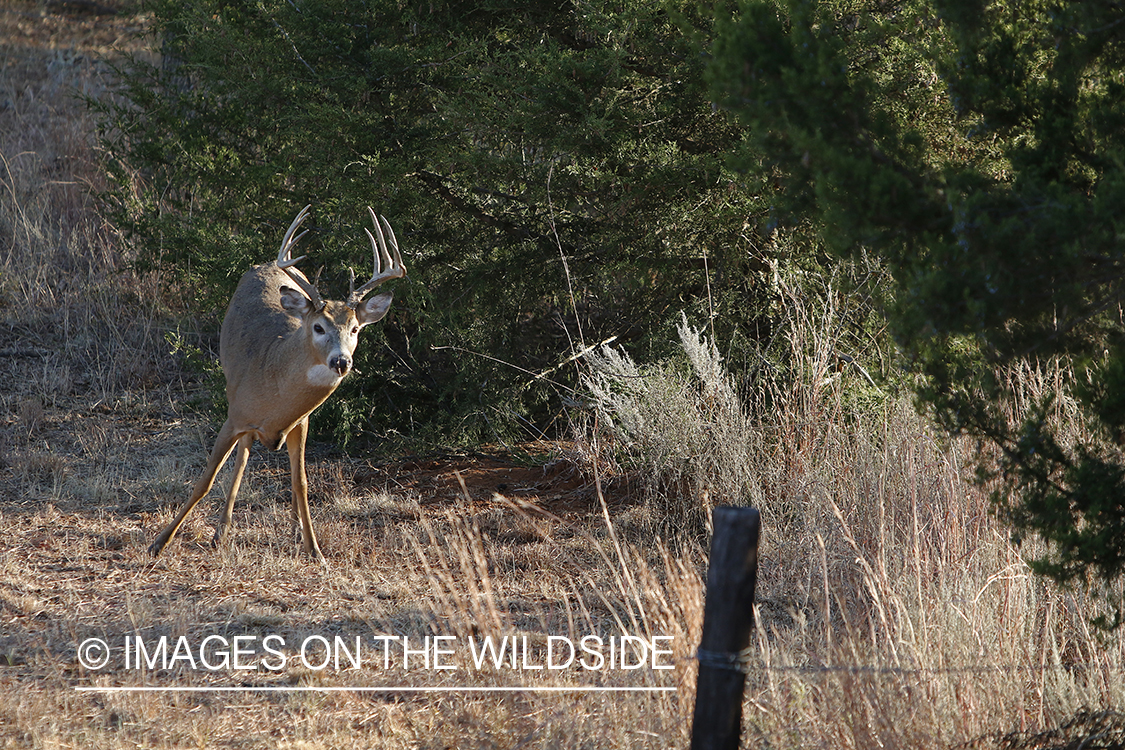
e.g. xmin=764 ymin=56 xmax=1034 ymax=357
xmin=329 ymin=354 xmax=352 ymax=376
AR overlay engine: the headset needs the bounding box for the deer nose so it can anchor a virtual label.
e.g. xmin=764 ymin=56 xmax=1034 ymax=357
xmin=329 ymin=355 xmax=351 ymax=375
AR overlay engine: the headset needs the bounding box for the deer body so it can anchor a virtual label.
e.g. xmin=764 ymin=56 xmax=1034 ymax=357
xmin=221 ymin=264 xmax=362 ymax=449
xmin=149 ymin=206 xmax=405 ymax=561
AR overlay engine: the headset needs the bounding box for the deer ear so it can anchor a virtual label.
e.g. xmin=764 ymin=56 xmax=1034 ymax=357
xmin=279 ymin=285 xmax=313 ymax=315
xmin=356 ymin=292 xmax=393 ymax=327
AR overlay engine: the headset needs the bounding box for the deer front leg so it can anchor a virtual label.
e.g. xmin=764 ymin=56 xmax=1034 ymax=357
xmin=286 ymin=417 xmax=324 ymax=562
xmin=150 ymin=421 xmax=240 ymax=556
xmin=212 ymin=432 xmax=253 ymax=547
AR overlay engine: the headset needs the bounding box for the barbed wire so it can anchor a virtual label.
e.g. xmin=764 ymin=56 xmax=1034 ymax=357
xmin=694 ymin=649 xmax=1123 ymax=676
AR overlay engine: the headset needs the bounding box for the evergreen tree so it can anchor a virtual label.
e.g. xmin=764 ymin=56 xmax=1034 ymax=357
xmin=98 ymin=0 xmax=763 ymax=446
xmin=711 ymin=0 xmax=1125 ymax=620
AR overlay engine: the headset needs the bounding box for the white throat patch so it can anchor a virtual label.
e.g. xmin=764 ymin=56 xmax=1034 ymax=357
xmin=306 ymin=364 xmax=343 ymax=388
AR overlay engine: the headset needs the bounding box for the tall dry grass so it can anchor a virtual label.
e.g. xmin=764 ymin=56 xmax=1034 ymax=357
xmin=0 ymin=4 xmax=168 ymax=411
xmin=0 ymin=4 xmax=182 ymax=520
xmin=580 ymin=270 xmax=1125 ymax=748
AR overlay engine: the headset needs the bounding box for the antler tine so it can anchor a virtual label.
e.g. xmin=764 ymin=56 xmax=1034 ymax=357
xmin=348 ymin=207 xmax=407 ymax=308
xmin=276 ymin=204 xmax=311 ymax=266
xmin=275 ymin=204 xmax=324 ymax=311
xmin=377 ymin=212 xmax=406 ymax=272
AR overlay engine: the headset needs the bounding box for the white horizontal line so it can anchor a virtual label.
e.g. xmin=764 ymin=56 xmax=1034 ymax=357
xmin=75 ymin=686 xmax=677 ymax=694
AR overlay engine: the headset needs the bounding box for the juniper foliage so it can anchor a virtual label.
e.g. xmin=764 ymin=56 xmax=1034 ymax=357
xmin=710 ymin=0 xmax=1125 ymax=616
xmin=97 ymin=0 xmax=765 ymax=446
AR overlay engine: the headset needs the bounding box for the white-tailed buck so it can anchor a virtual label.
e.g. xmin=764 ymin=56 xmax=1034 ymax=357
xmin=149 ymin=205 xmax=406 ymax=561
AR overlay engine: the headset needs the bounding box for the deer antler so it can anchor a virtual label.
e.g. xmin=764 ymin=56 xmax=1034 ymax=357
xmin=275 ymin=204 xmax=325 ymax=311
xmin=348 ymin=207 xmax=407 ymax=309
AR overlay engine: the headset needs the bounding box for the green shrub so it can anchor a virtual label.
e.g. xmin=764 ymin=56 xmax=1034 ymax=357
xmin=95 ymin=0 xmax=775 ymax=448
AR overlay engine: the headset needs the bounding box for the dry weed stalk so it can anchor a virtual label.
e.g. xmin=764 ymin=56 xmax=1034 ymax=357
xmin=582 ymin=312 xmax=758 ymax=532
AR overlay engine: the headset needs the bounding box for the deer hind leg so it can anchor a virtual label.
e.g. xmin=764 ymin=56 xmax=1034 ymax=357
xmin=286 ymin=417 xmax=324 ymax=562
xmin=150 ymin=421 xmax=240 ymax=556
xmin=212 ymin=432 xmax=254 ymax=547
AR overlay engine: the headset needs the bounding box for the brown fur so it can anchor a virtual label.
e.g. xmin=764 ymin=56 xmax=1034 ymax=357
xmin=150 ymin=260 xmax=395 ymax=561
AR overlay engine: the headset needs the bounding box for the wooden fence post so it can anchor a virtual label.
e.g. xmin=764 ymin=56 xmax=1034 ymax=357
xmin=690 ymin=506 xmax=761 ymax=750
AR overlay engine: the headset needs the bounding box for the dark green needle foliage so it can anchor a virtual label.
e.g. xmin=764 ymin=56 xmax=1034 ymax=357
xmin=96 ymin=0 xmax=765 ymax=448
xmin=710 ymin=0 xmax=1125 ymax=621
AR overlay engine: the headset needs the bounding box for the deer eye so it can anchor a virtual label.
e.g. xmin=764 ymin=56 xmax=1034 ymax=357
xmin=352 ymin=327 xmax=359 ymax=335
xmin=313 ymin=324 xmax=325 ymax=334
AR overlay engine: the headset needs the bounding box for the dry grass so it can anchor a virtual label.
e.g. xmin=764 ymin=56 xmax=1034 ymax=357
xmin=583 ymin=278 xmax=1125 ymax=749
xmin=0 ymin=3 xmax=1122 ymax=749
